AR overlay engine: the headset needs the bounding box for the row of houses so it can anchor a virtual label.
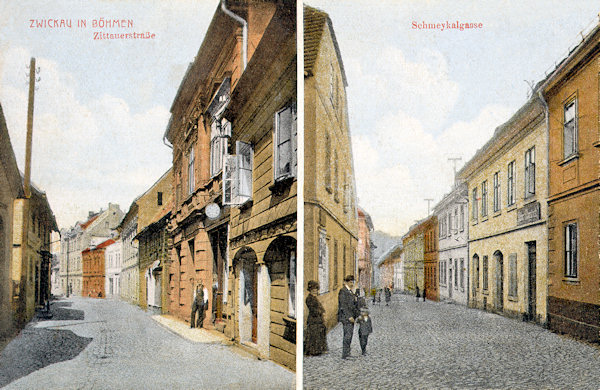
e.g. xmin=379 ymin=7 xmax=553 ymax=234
xmin=0 ymin=103 xmax=58 ymax=338
xmin=53 ymin=1 xmax=363 ymax=371
xmin=381 ymin=18 xmax=600 ymax=343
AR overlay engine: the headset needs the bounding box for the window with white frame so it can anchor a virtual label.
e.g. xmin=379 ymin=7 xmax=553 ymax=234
xmin=454 ymin=259 xmax=458 ymax=289
xmin=187 ymin=146 xmax=195 ymax=195
xmin=473 ymin=254 xmax=479 ymax=290
xmin=460 ymin=204 xmax=465 ymax=232
xmin=507 ymin=161 xmax=515 ymax=206
xmin=448 ymin=213 xmax=452 ymax=235
xmin=318 ymin=229 xmax=329 ymax=294
xmin=274 ymin=104 xmax=297 ymax=181
xmin=454 ymin=208 xmax=458 ymax=235
xmin=524 ymin=146 xmax=535 ymax=198
xmin=565 ymin=223 xmax=578 ymax=278
xmin=210 ymin=118 xmax=231 ymax=177
xmin=223 ymin=141 xmax=253 ymax=206
xmin=472 ymin=188 xmax=478 ymax=221
xmin=563 ymin=99 xmax=577 ymax=159
xmin=481 ymin=181 xmax=488 ymax=217
xmin=493 ymin=171 xmax=500 ymax=212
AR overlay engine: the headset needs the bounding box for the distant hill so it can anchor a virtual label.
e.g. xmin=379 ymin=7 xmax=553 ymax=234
xmin=370 ymin=230 xmax=402 ymax=287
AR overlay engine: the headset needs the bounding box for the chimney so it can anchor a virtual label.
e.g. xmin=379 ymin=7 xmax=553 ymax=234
xmin=89 ymin=211 xmax=94 ymax=218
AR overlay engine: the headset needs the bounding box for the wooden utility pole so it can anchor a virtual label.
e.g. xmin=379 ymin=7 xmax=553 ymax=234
xmin=24 ymin=57 xmax=37 ymax=198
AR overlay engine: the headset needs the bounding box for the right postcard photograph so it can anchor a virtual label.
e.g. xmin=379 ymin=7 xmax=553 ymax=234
xmin=302 ymin=1 xmax=600 ymax=389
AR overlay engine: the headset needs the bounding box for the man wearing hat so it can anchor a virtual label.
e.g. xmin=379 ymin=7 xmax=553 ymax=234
xmin=338 ymin=274 xmax=359 ymax=359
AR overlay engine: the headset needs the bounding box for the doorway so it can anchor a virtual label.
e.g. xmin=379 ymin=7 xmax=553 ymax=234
xmin=494 ymin=251 xmax=504 ymax=311
xmin=526 ymin=242 xmax=536 ymax=322
xmin=448 ymin=259 xmax=453 ymax=299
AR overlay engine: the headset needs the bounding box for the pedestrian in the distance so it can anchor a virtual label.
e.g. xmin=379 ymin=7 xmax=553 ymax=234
xmin=376 ymin=289 xmax=381 ymax=305
xmin=415 ymin=286 xmax=421 ymax=301
xmin=371 ymin=288 xmax=377 ymax=305
xmin=422 ymin=286 xmax=427 ymax=302
xmin=305 ymin=280 xmax=328 ymax=356
xmin=338 ymin=275 xmax=359 ymax=359
xmin=355 ymin=288 xmax=367 ymax=309
xmin=384 ymin=286 xmax=391 ymax=306
xmin=356 ymin=307 xmax=373 ymax=356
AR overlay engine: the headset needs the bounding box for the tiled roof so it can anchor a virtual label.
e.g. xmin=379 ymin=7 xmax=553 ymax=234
xmin=80 ymin=215 xmax=99 ymax=230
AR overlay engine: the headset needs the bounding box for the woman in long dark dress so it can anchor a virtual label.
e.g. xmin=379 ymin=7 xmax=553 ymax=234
xmin=304 ymin=280 xmax=328 ymax=356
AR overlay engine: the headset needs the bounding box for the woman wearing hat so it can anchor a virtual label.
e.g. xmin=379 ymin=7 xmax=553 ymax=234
xmin=304 ymin=280 xmax=328 ymax=356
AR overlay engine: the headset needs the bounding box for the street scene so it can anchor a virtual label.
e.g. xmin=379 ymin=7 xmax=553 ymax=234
xmin=0 ymin=297 xmax=293 ymax=389
xmin=303 ymin=1 xmax=600 ymax=389
xmin=0 ymin=0 xmax=298 ymax=385
xmin=304 ymin=293 xmax=600 ymax=389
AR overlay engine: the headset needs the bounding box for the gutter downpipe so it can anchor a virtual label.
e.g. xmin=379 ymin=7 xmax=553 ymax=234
xmin=221 ymin=0 xmax=247 ymax=71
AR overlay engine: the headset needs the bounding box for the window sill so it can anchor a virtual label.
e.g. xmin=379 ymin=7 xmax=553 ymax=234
xmin=471 ymin=220 xmax=478 ymax=226
xmin=506 ymin=204 xmax=517 ymax=212
xmin=481 ymin=216 xmax=488 ymax=222
xmin=482 ymin=290 xmax=489 ymax=295
xmin=269 ymin=176 xmax=294 ymax=195
xmin=562 ymin=277 xmax=580 ymax=285
xmin=238 ymin=199 xmax=253 ymax=212
xmin=325 ymin=185 xmax=333 ymax=194
xmin=593 ymin=141 xmax=600 ymax=148
xmin=492 ymin=210 xmax=502 ymax=217
xmin=558 ymin=153 xmax=579 ymax=166
xmin=507 ymin=295 xmax=518 ymax=302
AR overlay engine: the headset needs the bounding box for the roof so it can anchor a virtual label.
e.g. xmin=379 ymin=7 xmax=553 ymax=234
xmin=80 ymin=214 xmax=99 ymax=230
xmin=377 ymin=242 xmax=403 ymax=267
xmin=0 ymin=103 xmax=24 ymax=199
xmin=304 ymin=5 xmax=348 ymax=86
xmin=82 ymin=238 xmax=116 ymax=253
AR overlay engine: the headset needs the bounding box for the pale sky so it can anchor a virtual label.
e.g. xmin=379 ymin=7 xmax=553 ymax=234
xmin=307 ymin=0 xmax=600 ymax=236
xmin=0 ymin=0 xmax=221 ymax=229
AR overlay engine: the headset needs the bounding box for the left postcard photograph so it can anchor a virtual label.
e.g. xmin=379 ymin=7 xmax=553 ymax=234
xmin=0 ymin=1 xmax=297 ymax=388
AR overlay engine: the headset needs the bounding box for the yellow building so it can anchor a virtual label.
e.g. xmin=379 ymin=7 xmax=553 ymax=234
xmin=402 ymin=222 xmax=425 ymax=295
xmin=459 ymin=97 xmax=548 ymax=324
xmin=304 ymin=5 xmax=358 ymax=329
xmin=165 ymin=0 xmax=297 ymax=370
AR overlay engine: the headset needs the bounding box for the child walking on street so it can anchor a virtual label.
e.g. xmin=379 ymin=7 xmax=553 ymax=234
xmin=356 ymin=307 xmax=373 ymax=356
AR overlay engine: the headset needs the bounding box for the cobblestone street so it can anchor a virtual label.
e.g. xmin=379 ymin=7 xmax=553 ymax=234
xmin=0 ymin=297 xmax=293 ymax=389
xmin=304 ymin=293 xmax=600 ymax=389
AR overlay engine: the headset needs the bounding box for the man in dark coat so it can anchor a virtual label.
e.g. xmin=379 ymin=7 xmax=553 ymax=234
xmin=191 ymin=282 xmax=206 ymax=328
xmin=338 ymin=275 xmax=359 ymax=359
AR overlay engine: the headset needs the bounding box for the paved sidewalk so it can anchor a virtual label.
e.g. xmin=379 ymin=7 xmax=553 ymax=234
xmin=152 ymin=315 xmax=233 ymax=344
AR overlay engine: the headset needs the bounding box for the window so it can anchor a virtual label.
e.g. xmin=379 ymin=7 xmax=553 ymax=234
xmin=157 ymin=192 xmax=163 ymax=206
xmin=454 ymin=259 xmax=458 ymax=289
xmin=508 ymin=253 xmax=517 ymax=298
xmin=460 ymin=205 xmax=465 ymax=232
xmin=564 ymin=99 xmax=577 ymax=159
xmin=493 ymin=172 xmax=501 ymax=212
xmin=318 ymin=230 xmax=329 ymax=294
xmin=482 ymin=255 xmax=489 ymax=291
xmin=274 ymin=104 xmax=297 ymax=181
xmin=472 ymin=188 xmax=478 ymax=221
xmin=448 ymin=213 xmax=452 ymax=235
xmin=507 ymin=161 xmax=515 ymax=206
xmin=481 ymin=181 xmax=488 ymax=217
xmin=187 ymin=146 xmax=195 ymax=195
xmin=439 ymin=220 xmax=443 ymax=238
xmin=223 ymin=141 xmax=253 ymax=205
xmin=565 ymin=223 xmax=578 ymax=278
xmin=524 ymin=147 xmax=535 ymax=198
xmin=454 ymin=208 xmax=458 ymax=235
xmin=210 ymin=119 xmax=231 ymax=177
xmin=334 ymin=151 xmax=339 ymax=202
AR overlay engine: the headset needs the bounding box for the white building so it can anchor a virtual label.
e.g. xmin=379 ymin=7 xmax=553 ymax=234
xmin=104 ymin=239 xmax=122 ymax=298
xmin=393 ymin=251 xmax=404 ymax=292
xmin=60 ymin=203 xmax=123 ymax=296
xmin=434 ymin=182 xmax=469 ymax=305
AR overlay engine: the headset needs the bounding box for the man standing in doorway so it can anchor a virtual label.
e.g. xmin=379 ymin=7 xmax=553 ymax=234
xmin=338 ymin=275 xmax=358 ymax=359
xmin=191 ymin=282 xmax=208 ymax=328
